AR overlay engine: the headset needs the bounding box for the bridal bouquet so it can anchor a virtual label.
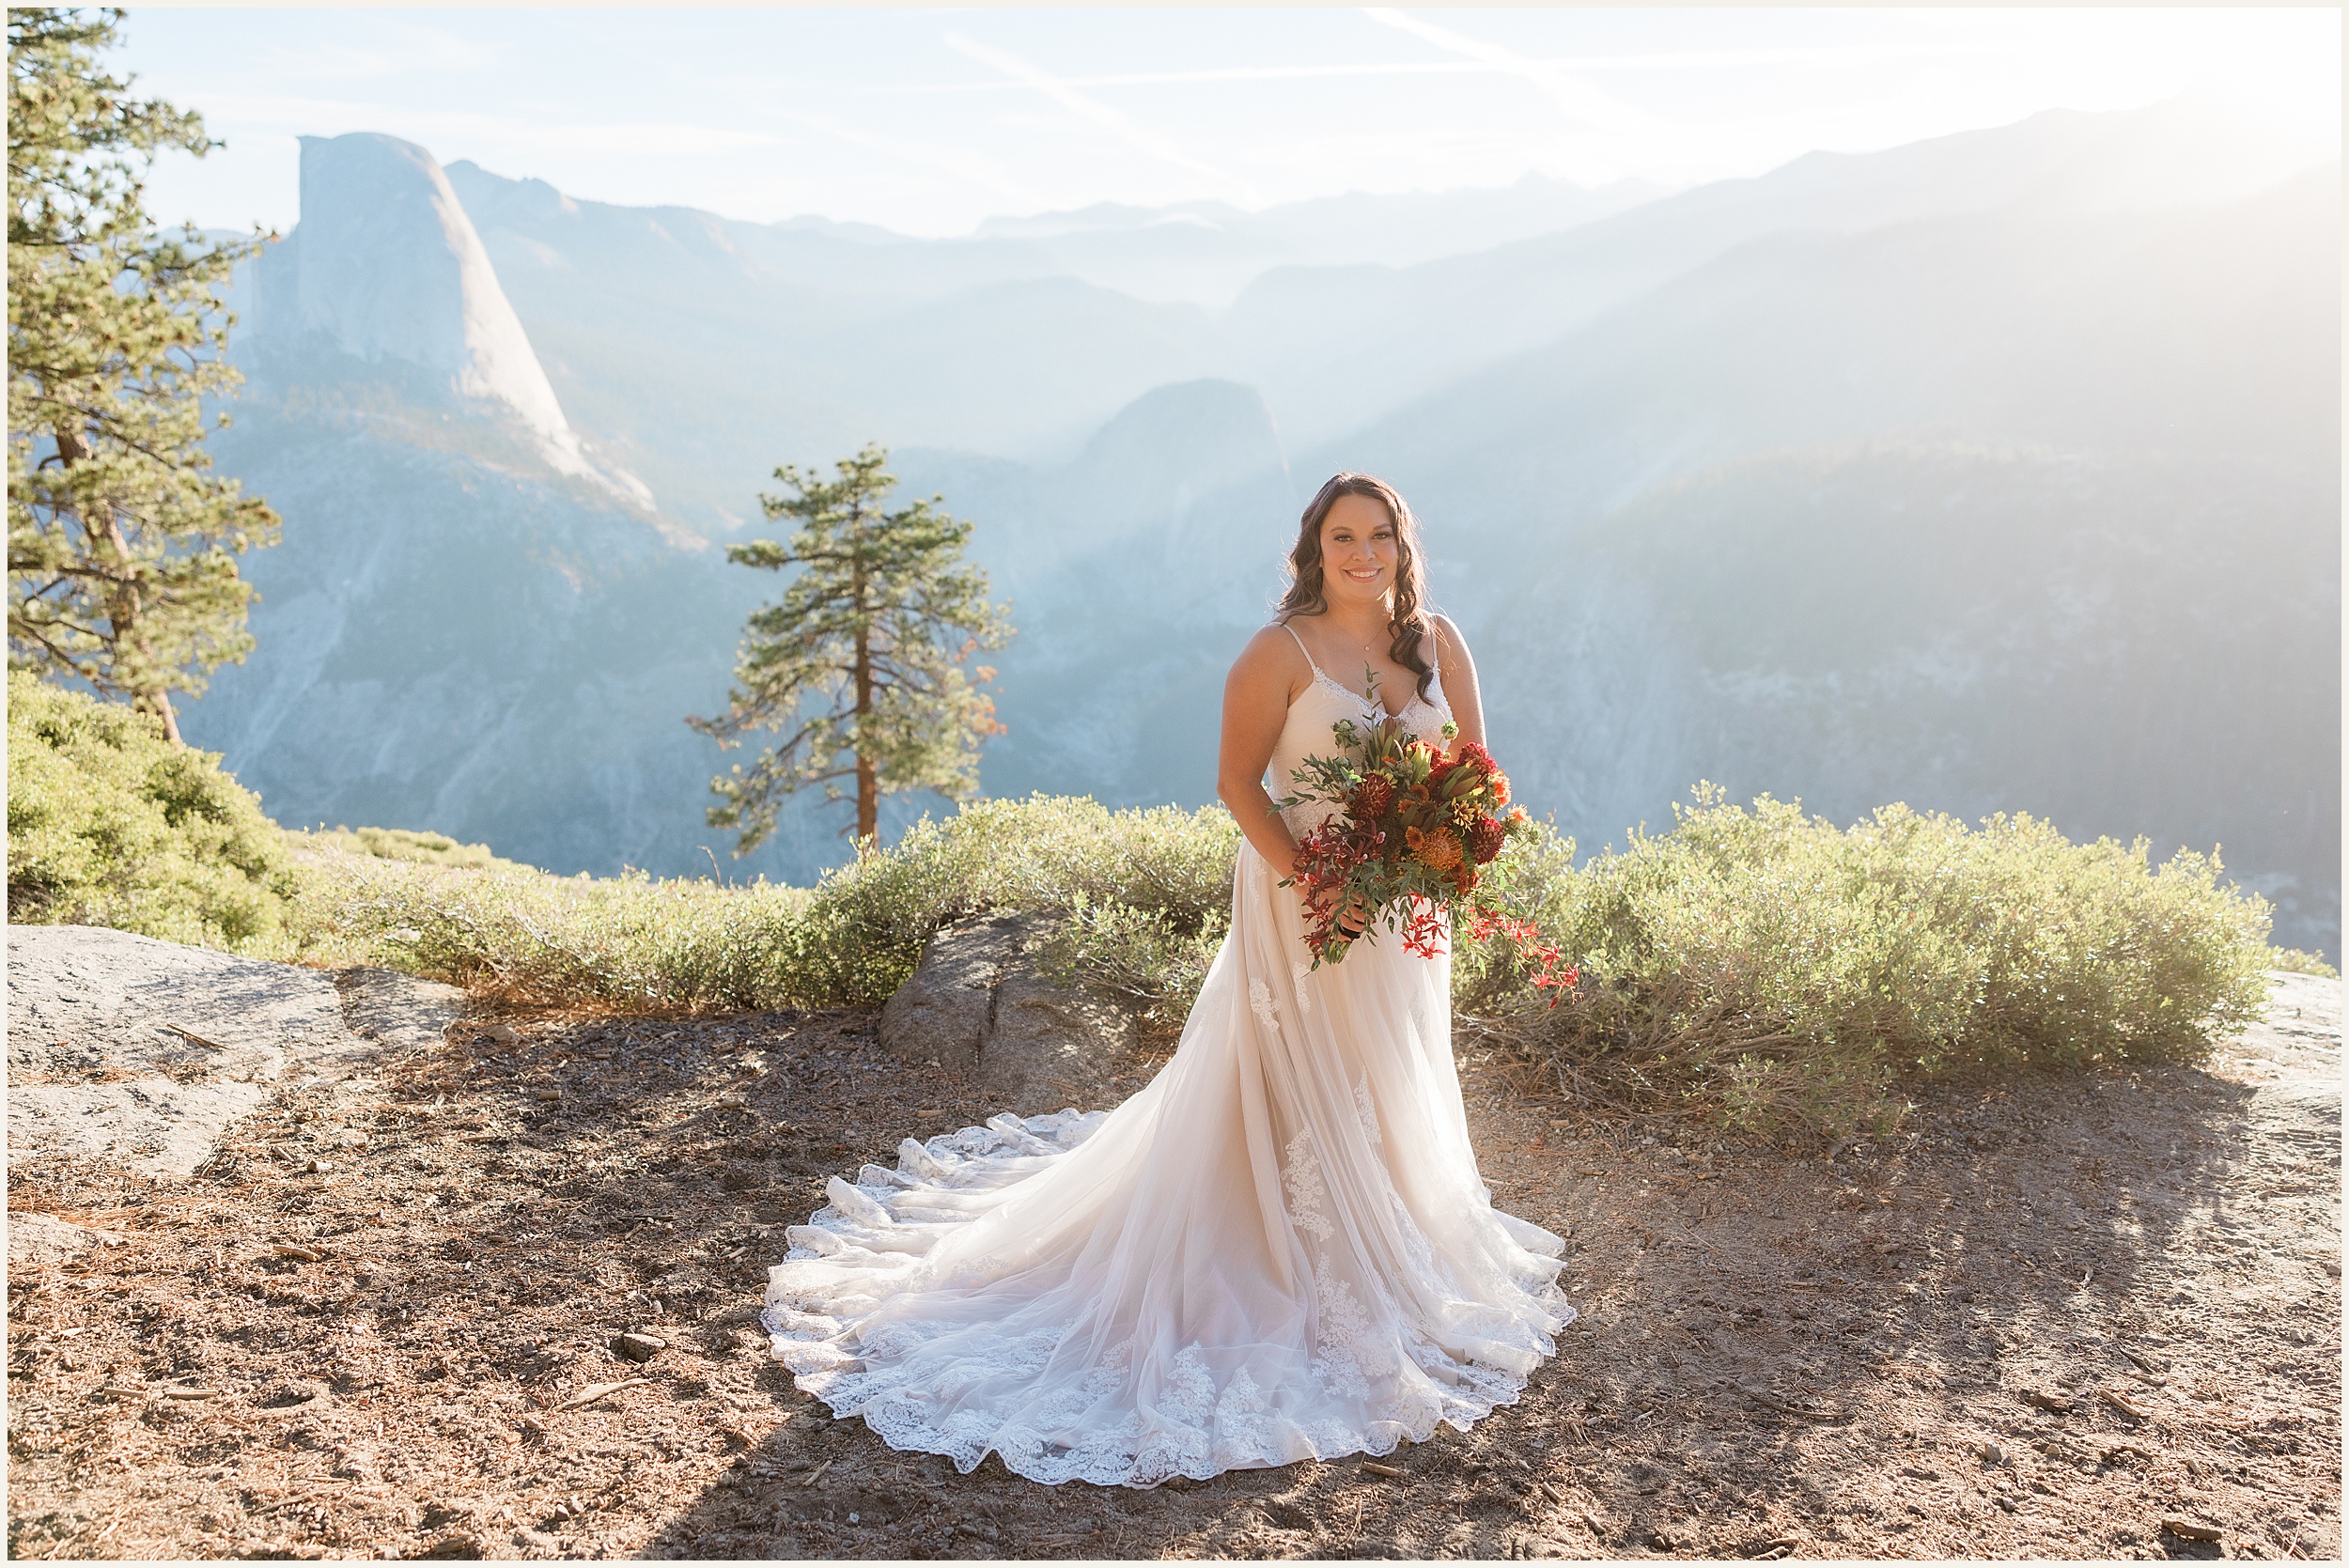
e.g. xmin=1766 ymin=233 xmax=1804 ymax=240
xmin=1277 ymin=713 xmax=1578 ymax=998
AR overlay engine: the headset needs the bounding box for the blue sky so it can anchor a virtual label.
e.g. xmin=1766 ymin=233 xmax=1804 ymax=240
xmin=121 ymin=7 xmax=2341 ymax=237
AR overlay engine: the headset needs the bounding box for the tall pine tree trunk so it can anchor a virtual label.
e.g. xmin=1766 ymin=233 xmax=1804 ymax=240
xmin=854 ymin=629 xmax=876 ymax=844
xmin=851 ymin=536 xmax=877 ymax=844
xmin=94 ymin=507 xmax=180 ymax=743
xmin=57 ymin=424 xmax=181 ymax=744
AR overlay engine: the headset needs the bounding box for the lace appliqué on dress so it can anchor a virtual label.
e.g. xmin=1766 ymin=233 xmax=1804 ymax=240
xmin=1279 ymin=1126 xmax=1392 ymax=1405
xmin=1282 ymin=1128 xmax=1336 ymax=1242
xmin=1249 ymin=978 xmax=1281 ymax=1034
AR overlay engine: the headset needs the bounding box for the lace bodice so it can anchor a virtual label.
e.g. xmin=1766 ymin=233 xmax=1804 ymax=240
xmin=1269 ymin=624 xmax=1452 ymax=838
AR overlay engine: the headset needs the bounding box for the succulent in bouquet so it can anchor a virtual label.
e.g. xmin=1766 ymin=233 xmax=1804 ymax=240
xmin=1276 ymin=707 xmax=1578 ymax=999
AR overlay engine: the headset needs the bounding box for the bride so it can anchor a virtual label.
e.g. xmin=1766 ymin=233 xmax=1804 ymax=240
xmin=765 ymin=472 xmax=1574 ymax=1488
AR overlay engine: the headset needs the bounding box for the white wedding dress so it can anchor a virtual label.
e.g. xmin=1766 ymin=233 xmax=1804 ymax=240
xmin=764 ymin=629 xmax=1574 ymax=1487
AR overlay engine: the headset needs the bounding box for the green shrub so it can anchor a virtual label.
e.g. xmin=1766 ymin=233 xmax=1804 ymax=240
xmin=2267 ymin=947 xmax=2340 ymax=979
xmin=288 ymin=824 xmax=524 ymax=871
xmin=1034 ymin=893 xmax=1231 ymax=1039
xmin=281 ymin=794 xmax=1242 ymax=1013
xmin=276 ymin=850 xmax=814 ymax=1011
xmin=6 ymin=670 xmax=300 ymax=946
xmin=1471 ymin=784 xmax=2275 ymax=1144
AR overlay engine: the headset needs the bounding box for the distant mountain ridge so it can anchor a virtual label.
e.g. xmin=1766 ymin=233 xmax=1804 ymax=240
xmin=176 ymin=103 xmax=2341 ymax=958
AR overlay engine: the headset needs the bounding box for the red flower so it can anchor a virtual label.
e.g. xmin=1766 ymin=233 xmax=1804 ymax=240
xmin=1350 ymin=772 xmax=1396 ymax=821
xmin=1468 ymin=816 xmax=1507 ymax=864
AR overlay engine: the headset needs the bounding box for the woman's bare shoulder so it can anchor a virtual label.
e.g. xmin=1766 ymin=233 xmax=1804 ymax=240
xmin=1237 ymin=619 xmax=1307 ymax=662
xmin=1427 ymin=612 xmax=1470 ymax=661
xmin=1229 ymin=620 xmax=1312 ymax=690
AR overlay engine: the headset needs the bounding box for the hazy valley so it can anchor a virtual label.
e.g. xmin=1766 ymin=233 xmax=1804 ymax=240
xmin=177 ymin=100 xmax=2341 ymax=956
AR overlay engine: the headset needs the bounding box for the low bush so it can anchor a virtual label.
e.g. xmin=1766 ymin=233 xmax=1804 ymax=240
xmin=1034 ymin=893 xmax=1232 ymax=1039
xmin=6 ymin=671 xmax=300 ymax=946
xmin=288 ymin=824 xmax=524 ymax=871
xmin=275 ymin=851 xmax=814 ymax=1011
xmin=281 ymin=794 xmax=1241 ymax=1013
xmin=1467 ymin=785 xmax=2276 ymax=1143
xmin=2267 ymin=947 xmax=2340 ymax=979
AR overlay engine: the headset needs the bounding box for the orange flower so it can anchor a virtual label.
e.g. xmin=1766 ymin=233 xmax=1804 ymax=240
xmin=1415 ymin=826 xmax=1463 ymax=873
xmin=1487 ymin=769 xmax=1511 ymax=807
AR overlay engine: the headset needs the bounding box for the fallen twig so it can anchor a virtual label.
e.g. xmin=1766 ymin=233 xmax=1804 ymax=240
xmin=552 ymin=1377 xmax=649 ymax=1412
xmin=2098 ymin=1386 xmax=2148 ymax=1420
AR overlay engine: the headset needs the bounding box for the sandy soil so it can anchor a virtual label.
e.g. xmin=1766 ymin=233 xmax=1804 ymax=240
xmin=7 ymin=973 xmax=2338 ymax=1561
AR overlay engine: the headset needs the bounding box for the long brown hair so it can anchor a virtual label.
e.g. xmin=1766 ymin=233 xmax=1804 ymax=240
xmin=1276 ymin=472 xmax=1436 ymax=699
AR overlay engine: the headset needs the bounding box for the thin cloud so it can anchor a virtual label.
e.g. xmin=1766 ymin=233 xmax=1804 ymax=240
xmin=1361 ymin=8 xmax=1665 ymax=141
xmin=942 ymin=30 xmax=1263 ymax=206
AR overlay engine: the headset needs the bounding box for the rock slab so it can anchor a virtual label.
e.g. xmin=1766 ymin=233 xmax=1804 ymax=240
xmin=878 ymin=914 xmax=1136 ymax=1115
xmin=6 ymin=924 xmax=467 ymax=1179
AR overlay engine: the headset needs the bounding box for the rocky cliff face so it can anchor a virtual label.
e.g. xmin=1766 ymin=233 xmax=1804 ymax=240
xmin=248 ymin=132 xmax=646 ymax=504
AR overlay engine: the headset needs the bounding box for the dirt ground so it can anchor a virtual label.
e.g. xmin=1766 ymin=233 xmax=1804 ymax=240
xmin=7 ymin=971 xmax=2339 ymax=1562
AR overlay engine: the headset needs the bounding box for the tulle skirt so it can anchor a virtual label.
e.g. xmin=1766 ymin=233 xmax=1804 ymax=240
xmin=763 ymin=844 xmax=1573 ymax=1488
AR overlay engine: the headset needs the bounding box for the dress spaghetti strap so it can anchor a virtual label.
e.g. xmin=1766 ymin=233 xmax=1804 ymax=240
xmin=1281 ymin=621 xmax=1324 ymax=677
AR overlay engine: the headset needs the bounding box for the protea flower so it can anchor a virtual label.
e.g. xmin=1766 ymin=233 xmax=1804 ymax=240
xmin=1416 ymin=826 xmax=1463 ymax=873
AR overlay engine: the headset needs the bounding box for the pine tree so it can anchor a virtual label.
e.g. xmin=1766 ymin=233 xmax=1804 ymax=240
xmin=691 ymin=443 xmax=1013 ymax=850
xmin=7 ymin=7 xmax=277 ymax=743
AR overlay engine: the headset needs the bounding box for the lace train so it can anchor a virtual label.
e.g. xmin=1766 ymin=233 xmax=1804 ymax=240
xmin=766 ymin=1110 xmax=1570 ymax=1487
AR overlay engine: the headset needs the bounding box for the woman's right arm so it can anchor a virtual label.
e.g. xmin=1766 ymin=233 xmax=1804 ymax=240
xmin=1217 ymin=626 xmax=1307 ymax=876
